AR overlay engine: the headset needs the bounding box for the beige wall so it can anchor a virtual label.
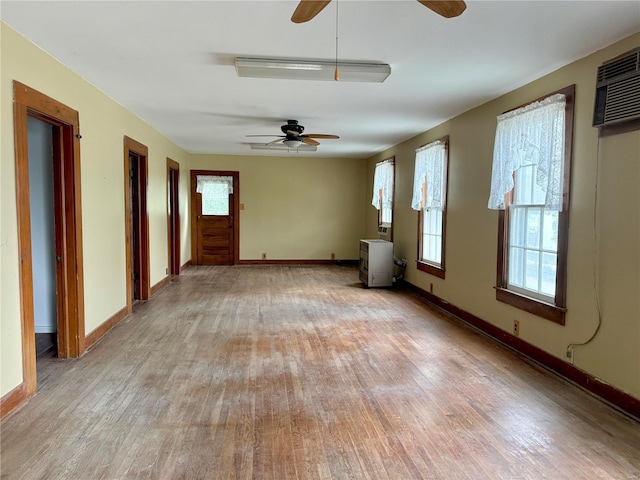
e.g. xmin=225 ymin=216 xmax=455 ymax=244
xmin=1 ymin=23 xmax=191 ymax=397
xmin=189 ymin=154 xmax=367 ymax=261
xmin=365 ymin=33 xmax=640 ymax=400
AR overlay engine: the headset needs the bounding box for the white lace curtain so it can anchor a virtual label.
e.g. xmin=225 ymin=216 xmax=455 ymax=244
xmin=488 ymin=93 xmax=566 ymax=211
xmin=411 ymin=140 xmax=446 ymax=211
xmin=371 ymin=159 xmax=394 ymax=210
xmin=196 ymin=175 xmax=234 ymax=194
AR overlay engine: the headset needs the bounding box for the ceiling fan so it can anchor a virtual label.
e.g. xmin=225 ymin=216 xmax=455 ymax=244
xmin=291 ymin=0 xmax=467 ymax=23
xmin=246 ymin=120 xmax=339 ymax=148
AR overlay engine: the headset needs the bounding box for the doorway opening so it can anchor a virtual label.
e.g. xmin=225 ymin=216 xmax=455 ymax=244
xmin=12 ymin=81 xmax=86 ymax=401
xmin=28 ymin=116 xmax=59 ymax=360
xmin=124 ymin=137 xmax=150 ymax=311
xmin=167 ymin=158 xmax=180 ymax=276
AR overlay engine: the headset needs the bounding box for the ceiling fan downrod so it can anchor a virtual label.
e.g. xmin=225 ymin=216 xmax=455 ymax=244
xmin=334 ymin=0 xmax=339 ymax=81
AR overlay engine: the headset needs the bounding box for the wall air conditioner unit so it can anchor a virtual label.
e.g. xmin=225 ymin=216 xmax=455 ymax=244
xmin=593 ymin=47 xmax=640 ymax=128
xmin=378 ymin=223 xmax=392 ymax=241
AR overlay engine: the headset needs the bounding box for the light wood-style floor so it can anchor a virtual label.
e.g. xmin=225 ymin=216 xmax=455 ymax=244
xmin=2 ymin=266 xmax=639 ymax=479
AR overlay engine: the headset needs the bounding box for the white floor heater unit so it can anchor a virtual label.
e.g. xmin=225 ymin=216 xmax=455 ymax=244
xmin=359 ymin=239 xmax=394 ymax=288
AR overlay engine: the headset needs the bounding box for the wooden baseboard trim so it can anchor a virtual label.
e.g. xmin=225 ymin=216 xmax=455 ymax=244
xmin=85 ymin=272 xmax=177 ymax=353
xmin=180 ymin=260 xmax=191 ymax=272
xmin=1 ymin=383 xmax=27 ymax=421
xmin=238 ymin=259 xmax=359 ymax=266
xmin=150 ymin=276 xmax=170 ymax=297
xmin=403 ymin=281 xmax=640 ymax=421
xmin=85 ymin=305 xmax=129 ymax=350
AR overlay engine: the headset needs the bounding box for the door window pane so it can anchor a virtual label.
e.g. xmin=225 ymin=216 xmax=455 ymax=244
xmin=201 ymin=182 xmax=229 ymax=215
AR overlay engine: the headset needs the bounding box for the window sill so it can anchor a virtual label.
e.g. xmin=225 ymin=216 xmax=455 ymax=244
xmin=417 ymin=261 xmax=445 ymax=279
xmin=494 ymin=287 xmax=566 ymax=325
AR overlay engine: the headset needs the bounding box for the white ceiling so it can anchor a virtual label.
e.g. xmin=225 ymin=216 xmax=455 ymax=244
xmin=2 ymin=1 xmax=639 ymax=158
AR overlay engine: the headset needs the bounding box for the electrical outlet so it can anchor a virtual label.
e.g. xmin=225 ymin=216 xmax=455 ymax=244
xmin=165 ymin=267 xmax=168 ymax=275
xmin=513 ymin=319 xmax=520 ymax=337
xmin=262 ymin=253 xmax=266 ymax=260
xmin=566 ymin=347 xmax=574 ymax=364
xmin=430 ymin=283 xmax=434 ymax=294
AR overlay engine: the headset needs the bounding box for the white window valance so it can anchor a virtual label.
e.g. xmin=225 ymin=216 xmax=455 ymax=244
xmin=371 ymin=159 xmax=394 ymax=211
xmin=196 ymin=175 xmax=234 ymax=195
xmin=488 ymin=93 xmax=566 ymax=211
xmin=411 ymin=140 xmax=446 ymax=211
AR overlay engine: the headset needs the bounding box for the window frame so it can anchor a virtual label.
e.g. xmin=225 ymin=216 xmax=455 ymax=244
xmin=495 ymin=85 xmax=575 ymax=325
xmin=416 ymin=136 xmax=449 ymax=279
xmin=374 ymin=157 xmax=395 ymax=235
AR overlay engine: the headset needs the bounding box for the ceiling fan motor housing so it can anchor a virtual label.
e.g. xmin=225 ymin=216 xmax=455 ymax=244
xmin=282 ymin=120 xmax=304 ymax=135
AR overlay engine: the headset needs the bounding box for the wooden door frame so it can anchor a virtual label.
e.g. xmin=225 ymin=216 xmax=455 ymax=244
xmin=167 ymin=158 xmax=180 ymax=276
xmin=124 ymin=136 xmax=150 ymax=310
xmin=12 ymin=81 xmax=86 ymax=398
xmin=190 ymin=170 xmax=240 ymax=265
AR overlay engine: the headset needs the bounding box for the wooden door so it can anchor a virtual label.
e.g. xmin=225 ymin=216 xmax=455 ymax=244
xmin=191 ymin=170 xmax=239 ymax=266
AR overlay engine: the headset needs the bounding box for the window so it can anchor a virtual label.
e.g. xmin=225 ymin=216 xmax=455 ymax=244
xmin=507 ymin=168 xmax=559 ymax=301
xmin=196 ymin=175 xmax=233 ymax=215
xmin=489 ymin=86 xmax=574 ymax=324
xmin=412 ymin=137 xmax=448 ymax=278
xmin=372 ymin=158 xmax=395 ymax=227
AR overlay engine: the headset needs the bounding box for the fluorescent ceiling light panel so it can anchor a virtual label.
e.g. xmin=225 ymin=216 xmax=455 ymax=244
xmin=249 ymin=143 xmax=317 ymax=152
xmin=235 ymin=57 xmax=391 ymax=83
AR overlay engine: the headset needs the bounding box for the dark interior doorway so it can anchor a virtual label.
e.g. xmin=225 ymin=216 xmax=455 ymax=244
xmin=167 ymin=158 xmax=181 ymax=276
xmin=124 ymin=136 xmax=150 ymax=312
xmin=130 ymin=152 xmax=142 ymax=302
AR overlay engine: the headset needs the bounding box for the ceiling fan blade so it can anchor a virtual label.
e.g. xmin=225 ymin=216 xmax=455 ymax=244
xmin=305 ymin=134 xmax=340 ymax=139
xmin=246 ymin=134 xmax=283 ymax=137
xmin=301 ymin=137 xmax=320 ymax=146
xmin=291 ymin=0 xmax=332 ymax=23
xmin=266 ymin=137 xmax=286 ymax=145
xmin=417 ymin=0 xmax=466 ymax=18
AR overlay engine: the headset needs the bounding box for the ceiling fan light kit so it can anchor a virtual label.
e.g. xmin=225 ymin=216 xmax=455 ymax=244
xmin=283 ymin=139 xmax=304 ymax=148
xmin=235 ymin=57 xmax=391 ymax=83
xmin=246 ymin=120 xmax=339 ymax=152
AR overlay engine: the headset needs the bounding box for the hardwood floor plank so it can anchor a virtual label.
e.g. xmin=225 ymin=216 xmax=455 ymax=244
xmin=1 ymin=265 xmax=639 ymax=479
